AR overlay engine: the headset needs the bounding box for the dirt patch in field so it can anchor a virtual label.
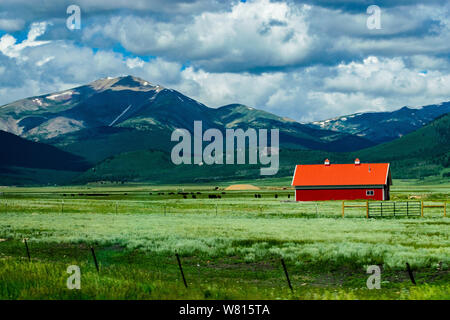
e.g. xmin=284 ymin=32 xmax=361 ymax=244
xmin=207 ymin=260 xmax=276 ymax=272
xmin=183 ymin=256 xmax=276 ymax=271
xmin=104 ymin=244 xmax=127 ymax=251
xmin=225 ymin=184 xmax=260 ymax=191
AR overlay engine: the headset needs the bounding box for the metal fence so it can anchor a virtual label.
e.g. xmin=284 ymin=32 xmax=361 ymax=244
xmin=368 ymin=201 xmax=421 ymax=218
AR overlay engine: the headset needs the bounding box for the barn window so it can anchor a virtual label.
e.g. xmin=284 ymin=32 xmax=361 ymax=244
xmin=366 ymin=190 xmax=374 ymax=196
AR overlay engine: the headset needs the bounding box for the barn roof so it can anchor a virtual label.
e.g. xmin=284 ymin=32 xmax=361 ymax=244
xmin=291 ymin=161 xmax=391 ymax=187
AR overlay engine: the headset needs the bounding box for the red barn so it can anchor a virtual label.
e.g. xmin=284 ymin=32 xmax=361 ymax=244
xmin=291 ymin=159 xmax=392 ymax=201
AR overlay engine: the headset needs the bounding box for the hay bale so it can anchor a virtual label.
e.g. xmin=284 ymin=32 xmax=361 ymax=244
xmin=225 ymin=184 xmax=261 ymax=191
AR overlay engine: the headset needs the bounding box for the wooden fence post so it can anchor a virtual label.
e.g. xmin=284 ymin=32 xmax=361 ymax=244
xmin=176 ymin=253 xmax=188 ymax=288
xmin=91 ymin=247 xmax=100 ymax=273
xmin=421 ymin=201 xmax=424 ymax=218
xmin=366 ymin=201 xmax=369 ymax=219
xmin=281 ymin=259 xmax=293 ymax=292
xmin=24 ymin=239 xmax=31 ymax=262
xmin=406 ymin=262 xmax=416 ymax=285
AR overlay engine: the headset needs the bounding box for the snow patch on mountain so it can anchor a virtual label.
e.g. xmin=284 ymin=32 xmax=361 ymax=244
xmin=46 ymin=91 xmax=77 ymax=101
xmin=109 ymin=105 xmax=132 ymax=126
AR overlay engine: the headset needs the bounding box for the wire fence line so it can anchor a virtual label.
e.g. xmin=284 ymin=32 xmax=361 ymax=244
xmin=1 ymin=238 xmax=428 ymax=295
xmin=0 ymin=198 xmax=447 ymax=218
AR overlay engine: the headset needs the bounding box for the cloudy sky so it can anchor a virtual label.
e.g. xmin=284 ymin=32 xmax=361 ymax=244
xmin=0 ymin=0 xmax=449 ymax=121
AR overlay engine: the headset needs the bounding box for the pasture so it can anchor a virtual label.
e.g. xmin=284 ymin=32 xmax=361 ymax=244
xmin=0 ymin=179 xmax=448 ymax=300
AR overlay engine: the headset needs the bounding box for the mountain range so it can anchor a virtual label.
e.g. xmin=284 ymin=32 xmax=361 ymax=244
xmin=307 ymin=102 xmax=450 ymax=143
xmin=0 ymin=75 xmax=448 ymax=185
xmin=0 ymin=76 xmax=375 ymax=162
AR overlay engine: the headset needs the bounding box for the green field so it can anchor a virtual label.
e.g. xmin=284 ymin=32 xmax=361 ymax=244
xmin=0 ymin=180 xmax=448 ymax=300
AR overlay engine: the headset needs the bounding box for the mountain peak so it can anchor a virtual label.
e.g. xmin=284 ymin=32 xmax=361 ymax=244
xmin=113 ymin=75 xmax=154 ymax=87
xmin=399 ymin=106 xmax=412 ymax=111
xmin=89 ymin=75 xmax=163 ymax=92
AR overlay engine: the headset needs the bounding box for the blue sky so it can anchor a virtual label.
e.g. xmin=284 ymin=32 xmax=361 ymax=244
xmin=0 ymin=0 xmax=449 ymax=121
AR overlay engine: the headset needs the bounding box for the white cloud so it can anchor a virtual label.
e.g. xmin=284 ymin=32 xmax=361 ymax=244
xmin=2 ymin=29 xmax=449 ymax=123
xmin=324 ymin=56 xmax=450 ymax=98
xmin=0 ymin=1 xmax=450 ymax=123
xmin=410 ymin=55 xmax=450 ymax=71
xmin=0 ymin=18 xmax=25 ymax=31
xmin=0 ymin=22 xmax=50 ymax=59
xmin=27 ymin=21 xmax=48 ymax=42
xmin=83 ymin=0 xmax=313 ymax=72
xmin=171 ymin=56 xmax=450 ymax=122
xmin=307 ymin=4 xmax=429 ymax=37
xmin=304 ymin=56 xmax=450 ymax=120
xmin=178 ymin=67 xmax=284 ymax=108
xmin=126 ymin=57 xmax=145 ymax=69
xmin=0 ymin=0 xmax=231 ymax=19
xmin=36 ymin=55 xmax=55 ymax=67
xmin=0 ymin=23 xmax=183 ymax=105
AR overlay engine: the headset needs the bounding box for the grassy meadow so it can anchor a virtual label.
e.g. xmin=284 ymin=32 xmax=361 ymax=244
xmin=0 ymin=179 xmax=448 ymax=300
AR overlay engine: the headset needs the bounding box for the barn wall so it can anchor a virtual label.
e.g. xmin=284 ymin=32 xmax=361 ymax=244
xmin=295 ymin=188 xmax=384 ymax=201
